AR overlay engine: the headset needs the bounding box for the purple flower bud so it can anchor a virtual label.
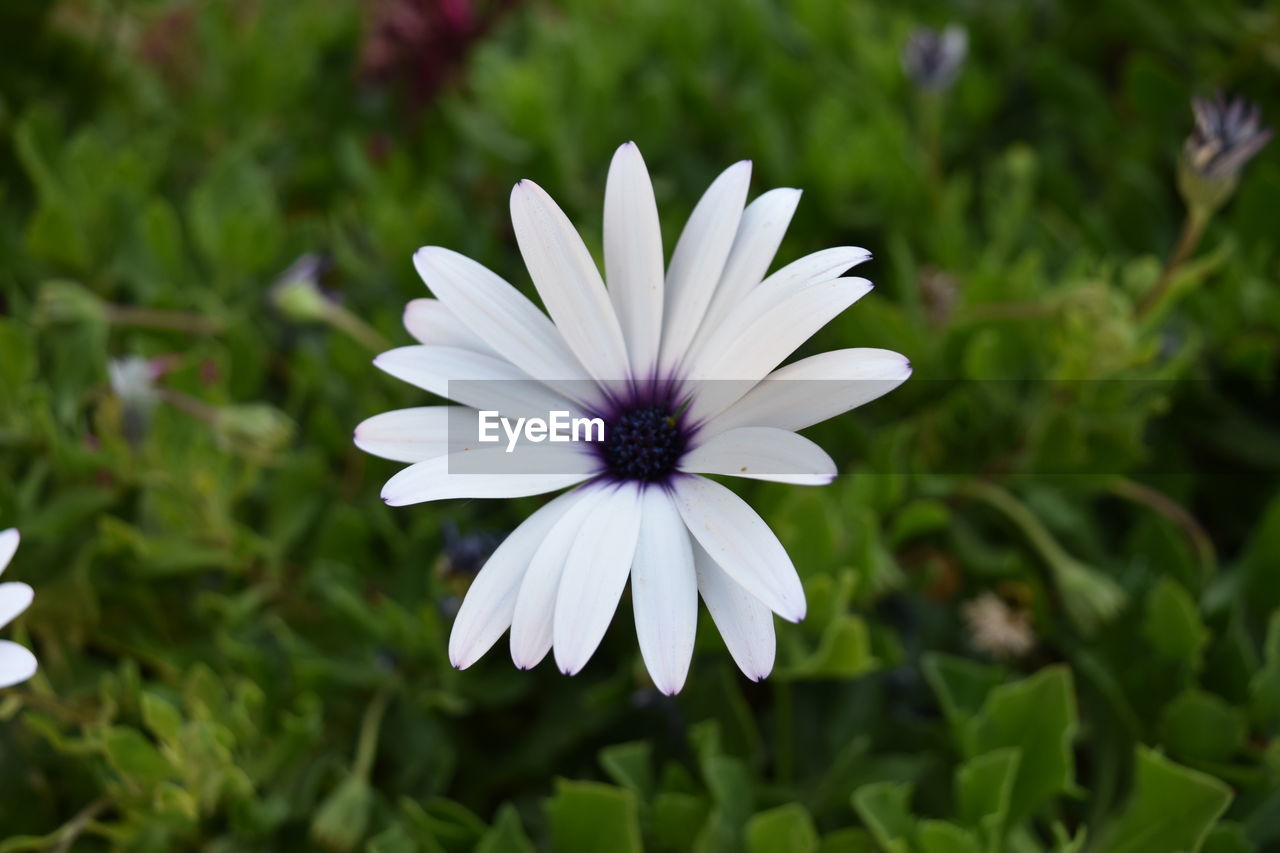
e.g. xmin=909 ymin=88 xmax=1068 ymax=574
xmin=902 ymin=25 xmax=968 ymax=93
xmin=1184 ymin=92 xmax=1272 ymax=183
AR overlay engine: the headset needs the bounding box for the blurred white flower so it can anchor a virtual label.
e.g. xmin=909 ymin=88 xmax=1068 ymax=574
xmin=108 ymin=356 xmax=160 ymax=408
xmin=963 ymin=592 xmax=1035 ymax=660
xmin=356 ymin=142 xmax=910 ymax=693
xmin=902 ymin=25 xmax=968 ymax=92
xmin=109 ymin=356 xmax=161 ymax=446
xmin=0 ymin=529 xmax=37 ymax=688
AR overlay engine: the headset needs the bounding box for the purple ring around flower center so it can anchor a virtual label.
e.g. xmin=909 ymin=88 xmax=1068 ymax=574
xmin=586 ymin=377 xmax=697 ymax=484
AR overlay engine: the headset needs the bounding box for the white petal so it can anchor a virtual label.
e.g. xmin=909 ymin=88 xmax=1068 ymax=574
xmin=553 ymin=484 xmax=644 ymax=675
xmin=702 ymin=349 xmax=912 ymax=435
xmin=510 ymin=490 xmax=600 ymax=669
xmin=353 ymin=406 xmax=462 ymax=463
xmin=680 ymin=427 xmax=836 ymax=485
xmin=758 ymin=245 xmax=871 ymax=292
xmin=0 ymin=640 xmax=37 ymax=688
xmin=630 ymin=487 xmax=697 ymax=695
xmin=693 ymin=540 xmax=775 ymax=681
xmin=0 ymin=582 xmax=33 ymax=630
xmin=672 ymin=476 xmax=805 ymax=622
xmin=373 ymin=345 xmax=578 ymax=419
xmin=403 ymin=298 xmax=497 ymax=355
xmin=694 ymin=188 xmax=801 ymax=341
xmin=658 ymin=161 xmax=752 ymax=374
xmin=686 ymin=277 xmax=875 ymax=422
xmin=413 ymin=248 xmax=593 ymax=389
xmin=449 ymin=489 xmax=587 ymax=669
xmin=380 ymin=446 xmax=595 ymax=506
xmin=683 ymin=245 xmax=870 ymax=375
xmin=0 ymin=529 xmax=17 ymax=575
xmin=604 ymin=143 xmax=666 ymax=377
xmin=510 ymin=180 xmax=630 ymax=383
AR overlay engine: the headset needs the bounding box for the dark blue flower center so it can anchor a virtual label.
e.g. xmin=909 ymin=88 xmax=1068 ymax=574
xmin=601 ymin=404 xmax=686 ymax=482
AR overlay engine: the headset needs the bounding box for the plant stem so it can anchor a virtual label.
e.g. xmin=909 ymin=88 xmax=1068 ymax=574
xmin=774 ymin=679 xmax=794 ymax=785
xmin=103 ymin=304 xmax=223 ymax=335
xmin=1134 ymin=206 xmax=1208 ymax=321
xmin=157 ymin=388 xmax=221 ymax=424
xmin=324 ymin=305 xmax=391 ymax=353
xmin=51 ymin=798 xmax=111 ymax=853
xmin=354 ymin=689 xmax=393 ymax=780
xmin=1108 ymin=477 xmax=1217 ymax=579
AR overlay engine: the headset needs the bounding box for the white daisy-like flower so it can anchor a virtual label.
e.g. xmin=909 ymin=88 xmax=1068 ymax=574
xmin=0 ymin=528 xmax=37 ymax=688
xmin=356 ymin=143 xmax=910 ymax=694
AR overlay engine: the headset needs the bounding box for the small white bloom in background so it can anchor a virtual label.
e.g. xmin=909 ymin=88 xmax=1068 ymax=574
xmin=0 ymin=529 xmax=37 ymax=688
xmin=962 ymin=592 xmax=1035 ymax=660
xmin=108 ymin=355 xmax=160 ymax=405
xmin=356 ymin=143 xmax=911 ymax=694
xmin=902 ymin=25 xmax=968 ymax=93
xmin=109 ymin=356 xmax=162 ymax=446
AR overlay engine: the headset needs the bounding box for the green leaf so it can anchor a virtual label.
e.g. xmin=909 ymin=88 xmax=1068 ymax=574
xmin=816 ymin=828 xmax=880 ymax=853
xmin=851 ymin=782 xmax=915 ymax=853
xmin=888 ymin=499 xmax=952 ymax=546
xmin=785 ymin=614 xmax=878 ymax=679
xmin=970 ymin=666 xmax=1078 ymax=821
xmin=746 ymin=803 xmax=819 ymax=853
xmin=1202 ymin=821 xmax=1257 ymax=853
xmin=547 ymin=780 xmax=642 ymax=853
xmin=101 ymin=726 xmax=174 ymax=785
xmin=1249 ymin=610 xmax=1280 ymax=729
xmin=141 ymin=692 xmax=184 ymax=744
xmin=600 ymin=741 xmax=654 ymax=798
xmin=1095 ymin=747 xmax=1232 ymax=853
xmin=917 ymin=820 xmax=982 ymax=853
xmin=653 ymin=792 xmax=710 ymax=853
xmin=475 ymin=804 xmax=535 ymax=853
xmin=365 ymin=823 xmax=419 ymax=853
xmin=922 ymin=653 xmax=1006 ymax=732
xmin=955 ymin=748 xmax=1020 ymax=848
xmin=1143 ymin=577 xmax=1210 ymax=670
xmin=1158 ymin=690 xmax=1246 ymax=763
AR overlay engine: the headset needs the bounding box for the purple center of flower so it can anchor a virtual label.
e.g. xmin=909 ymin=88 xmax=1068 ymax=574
xmin=600 ymin=404 xmax=687 ymax=482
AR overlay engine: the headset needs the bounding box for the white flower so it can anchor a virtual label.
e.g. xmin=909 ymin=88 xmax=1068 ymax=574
xmin=0 ymin=528 xmax=37 ymax=688
xmin=962 ymin=592 xmax=1035 ymax=660
xmin=356 ymin=143 xmax=910 ymax=693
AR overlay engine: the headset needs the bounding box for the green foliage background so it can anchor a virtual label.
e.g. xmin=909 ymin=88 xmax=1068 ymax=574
xmin=2 ymin=0 xmax=1279 ymax=850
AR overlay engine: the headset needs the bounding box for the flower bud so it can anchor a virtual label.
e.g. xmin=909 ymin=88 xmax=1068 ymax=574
xmin=309 ymin=774 xmax=372 ymax=852
xmin=270 ymin=254 xmax=334 ymax=324
xmin=213 ymin=403 xmax=295 ymax=462
xmin=1179 ymin=93 xmax=1272 ymax=213
xmin=902 ymin=25 xmax=967 ymax=93
xmin=35 ymin=280 xmax=108 ymax=327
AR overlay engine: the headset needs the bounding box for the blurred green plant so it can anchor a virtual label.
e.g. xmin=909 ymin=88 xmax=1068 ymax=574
xmin=0 ymin=0 xmax=1278 ymax=850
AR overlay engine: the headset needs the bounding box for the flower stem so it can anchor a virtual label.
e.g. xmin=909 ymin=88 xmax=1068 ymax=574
xmin=1133 ymin=206 xmax=1209 ymax=321
xmin=324 ymin=305 xmax=391 ymax=354
xmin=157 ymin=388 xmax=220 ymax=424
xmin=51 ymin=798 xmax=112 ymax=853
xmin=1107 ymin=477 xmax=1217 ymax=580
xmin=103 ymin=304 xmax=223 ymax=335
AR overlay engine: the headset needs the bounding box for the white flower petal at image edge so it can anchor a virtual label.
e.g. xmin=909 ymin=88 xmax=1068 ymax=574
xmin=0 ymin=528 xmax=37 ymax=689
xmin=356 ymin=142 xmax=911 ymax=694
